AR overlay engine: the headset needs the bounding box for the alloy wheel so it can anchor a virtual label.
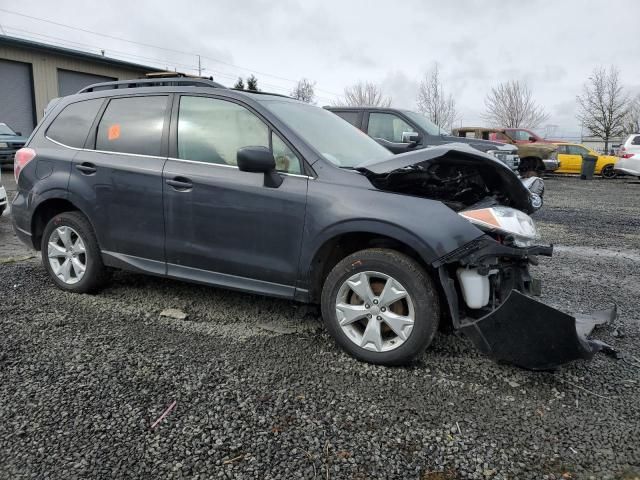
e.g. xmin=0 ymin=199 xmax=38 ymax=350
xmin=601 ymin=165 xmax=617 ymax=179
xmin=335 ymin=271 xmax=415 ymax=352
xmin=47 ymin=226 xmax=87 ymax=285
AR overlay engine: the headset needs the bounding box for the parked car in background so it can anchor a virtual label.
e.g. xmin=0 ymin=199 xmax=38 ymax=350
xmin=325 ymin=107 xmax=521 ymax=172
xmin=10 ymin=77 xmax=608 ymax=370
xmin=0 ymin=174 xmax=7 ymax=215
xmin=615 ymin=153 xmax=640 ymax=178
xmin=554 ymin=143 xmax=618 ymax=178
xmin=502 ymin=128 xmax=563 ymax=144
xmin=0 ymin=123 xmax=28 ymax=168
xmin=452 ymin=127 xmax=559 ymax=175
xmin=619 ymin=133 xmax=640 ymax=158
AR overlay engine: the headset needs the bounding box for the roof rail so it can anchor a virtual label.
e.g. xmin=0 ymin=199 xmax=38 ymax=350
xmin=77 ymin=77 xmax=225 ymax=94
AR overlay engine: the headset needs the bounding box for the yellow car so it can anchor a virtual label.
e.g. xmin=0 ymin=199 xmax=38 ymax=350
xmin=554 ymin=143 xmax=618 ymax=178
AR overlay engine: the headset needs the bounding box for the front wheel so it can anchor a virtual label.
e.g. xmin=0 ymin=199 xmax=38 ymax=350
xmin=601 ymin=164 xmax=617 ymax=179
xmin=41 ymin=211 xmax=109 ymax=293
xmin=321 ymin=248 xmax=440 ymax=365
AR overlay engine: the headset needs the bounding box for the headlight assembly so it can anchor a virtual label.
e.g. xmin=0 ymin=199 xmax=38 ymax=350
xmin=459 ymin=206 xmax=539 ymax=246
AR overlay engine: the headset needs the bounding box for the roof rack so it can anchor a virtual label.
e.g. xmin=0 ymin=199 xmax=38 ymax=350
xmin=77 ymin=77 xmax=225 ymax=94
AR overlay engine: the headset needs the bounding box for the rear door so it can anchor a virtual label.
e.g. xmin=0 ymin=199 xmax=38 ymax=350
xmin=162 ymin=95 xmax=308 ymax=297
xmin=69 ymin=95 xmax=170 ymax=272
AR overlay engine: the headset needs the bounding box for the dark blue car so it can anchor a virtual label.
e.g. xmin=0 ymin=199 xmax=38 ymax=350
xmin=0 ymin=123 xmax=28 ymax=168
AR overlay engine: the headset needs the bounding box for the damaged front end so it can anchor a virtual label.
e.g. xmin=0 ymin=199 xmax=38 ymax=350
xmin=434 ymin=237 xmax=616 ymax=370
xmin=359 ymin=145 xmax=614 ymax=370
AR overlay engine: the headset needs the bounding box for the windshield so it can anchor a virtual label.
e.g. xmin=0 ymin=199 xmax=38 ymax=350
xmin=0 ymin=124 xmax=16 ymax=136
xmin=262 ymin=100 xmax=392 ymax=168
xmin=403 ymin=111 xmax=448 ymax=135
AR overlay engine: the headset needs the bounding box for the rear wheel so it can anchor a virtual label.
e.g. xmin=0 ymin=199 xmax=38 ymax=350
xmin=41 ymin=211 xmax=109 ymax=293
xmin=321 ymin=248 xmax=440 ymax=365
xmin=601 ymin=164 xmax=617 ymax=179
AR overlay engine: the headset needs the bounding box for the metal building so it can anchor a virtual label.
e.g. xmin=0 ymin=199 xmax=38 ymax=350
xmin=0 ymin=35 xmax=156 ymax=135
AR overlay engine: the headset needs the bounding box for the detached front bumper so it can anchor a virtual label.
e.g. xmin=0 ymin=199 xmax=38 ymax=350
xmin=459 ymin=290 xmax=615 ymax=370
xmin=435 ymin=237 xmax=615 ymax=370
xmin=543 ymin=158 xmax=560 ymax=171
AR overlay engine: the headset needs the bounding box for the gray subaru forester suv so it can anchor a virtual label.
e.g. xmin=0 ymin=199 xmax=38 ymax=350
xmin=11 ymin=78 xmax=612 ymax=370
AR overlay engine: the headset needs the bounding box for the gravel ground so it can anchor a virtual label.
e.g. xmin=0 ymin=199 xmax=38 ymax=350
xmin=0 ymin=171 xmax=639 ymax=480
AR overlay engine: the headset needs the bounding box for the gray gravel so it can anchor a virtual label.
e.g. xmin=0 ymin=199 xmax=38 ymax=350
xmin=1 ymin=172 xmax=639 ymax=479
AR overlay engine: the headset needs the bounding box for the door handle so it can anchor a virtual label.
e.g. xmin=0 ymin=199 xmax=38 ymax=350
xmin=76 ymin=162 xmax=97 ymax=175
xmin=166 ymin=177 xmax=193 ymax=191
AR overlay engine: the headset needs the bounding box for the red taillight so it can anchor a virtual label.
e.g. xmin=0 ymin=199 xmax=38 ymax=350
xmin=622 ymin=153 xmax=634 ymax=159
xmin=14 ymin=147 xmax=36 ymax=182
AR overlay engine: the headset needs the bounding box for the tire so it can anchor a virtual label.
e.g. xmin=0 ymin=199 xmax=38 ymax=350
xmin=41 ymin=211 xmax=109 ymax=293
xmin=601 ymin=164 xmax=617 ymax=179
xmin=519 ymin=158 xmax=543 ymax=177
xmin=320 ymin=248 xmax=440 ymax=365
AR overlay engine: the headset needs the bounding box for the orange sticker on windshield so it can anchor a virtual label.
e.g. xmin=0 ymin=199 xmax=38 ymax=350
xmin=108 ymin=124 xmax=121 ymax=140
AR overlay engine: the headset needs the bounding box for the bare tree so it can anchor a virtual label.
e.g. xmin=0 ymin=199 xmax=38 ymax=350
xmin=482 ymin=80 xmax=549 ymax=129
xmin=416 ymin=64 xmax=458 ymax=131
xmin=624 ymin=94 xmax=640 ymax=134
xmin=290 ymin=78 xmax=316 ymax=104
xmin=333 ymin=81 xmax=391 ymax=107
xmin=577 ymin=66 xmax=629 ymax=151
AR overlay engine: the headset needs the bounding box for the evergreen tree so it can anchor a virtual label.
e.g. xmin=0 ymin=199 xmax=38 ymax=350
xmin=246 ymin=75 xmax=259 ymax=91
xmin=233 ymin=77 xmax=245 ymax=90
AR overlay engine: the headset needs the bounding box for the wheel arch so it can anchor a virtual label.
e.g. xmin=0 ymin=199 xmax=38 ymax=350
xmin=31 ymin=197 xmax=92 ymax=251
xmin=304 ymin=227 xmax=438 ymax=304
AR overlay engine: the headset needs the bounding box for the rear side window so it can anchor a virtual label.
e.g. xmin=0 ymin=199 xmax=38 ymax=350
xmin=333 ymin=111 xmax=360 ymax=128
xmin=96 ymin=96 xmax=168 ymax=156
xmin=632 ymin=135 xmax=640 ymax=145
xmin=47 ymin=99 xmax=103 ymax=148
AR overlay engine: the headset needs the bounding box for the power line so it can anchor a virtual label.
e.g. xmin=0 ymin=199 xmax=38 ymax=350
xmin=1 ymin=27 xmax=337 ymax=103
xmin=0 ymin=7 xmax=343 ymax=99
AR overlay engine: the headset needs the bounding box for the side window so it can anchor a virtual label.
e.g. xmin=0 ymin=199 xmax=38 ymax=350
xmin=272 ymin=133 xmax=302 ymax=174
xmin=367 ymin=113 xmax=416 ymax=143
xmin=512 ymin=130 xmax=531 ymax=141
xmin=556 ymin=145 xmax=568 ymax=154
xmin=568 ymin=145 xmax=587 ymax=155
xmin=47 ymin=98 xmax=103 ymax=148
xmin=632 ymin=135 xmax=640 ymax=145
xmin=178 ymin=96 xmax=268 ymax=165
xmin=489 ymin=132 xmax=509 ymax=142
xmin=96 ymin=96 xmax=168 ymax=156
xmin=333 ymin=111 xmax=360 ymax=128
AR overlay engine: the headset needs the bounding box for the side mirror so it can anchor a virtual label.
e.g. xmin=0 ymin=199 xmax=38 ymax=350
xmin=401 ymin=131 xmax=422 ymax=146
xmin=529 ymin=136 xmax=536 ymax=142
xmin=237 ymin=146 xmax=282 ymax=188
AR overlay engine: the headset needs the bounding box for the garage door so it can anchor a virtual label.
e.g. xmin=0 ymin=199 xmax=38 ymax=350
xmin=0 ymin=59 xmax=35 ymax=135
xmin=57 ymin=69 xmax=116 ymax=97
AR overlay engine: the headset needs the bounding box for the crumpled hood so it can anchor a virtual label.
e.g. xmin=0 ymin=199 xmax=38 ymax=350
xmin=438 ymin=135 xmax=516 ymax=153
xmin=358 ymin=143 xmax=535 ymax=213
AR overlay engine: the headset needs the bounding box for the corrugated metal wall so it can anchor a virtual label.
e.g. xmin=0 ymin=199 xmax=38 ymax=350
xmin=0 ymin=44 xmax=150 ymax=133
xmin=0 ymin=59 xmax=35 ymax=135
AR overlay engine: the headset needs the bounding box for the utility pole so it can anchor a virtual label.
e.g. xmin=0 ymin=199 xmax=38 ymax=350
xmin=198 ymin=55 xmax=201 ymax=76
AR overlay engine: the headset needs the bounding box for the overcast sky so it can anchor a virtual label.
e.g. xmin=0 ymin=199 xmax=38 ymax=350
xmin=2 ymin=0 xmax=639 ymax=137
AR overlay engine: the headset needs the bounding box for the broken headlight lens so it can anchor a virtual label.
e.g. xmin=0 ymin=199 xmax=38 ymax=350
xmin=459 ymin=206 xmax=539 ymax=246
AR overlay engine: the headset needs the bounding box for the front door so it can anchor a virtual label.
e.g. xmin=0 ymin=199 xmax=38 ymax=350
xmin=69 ymin=95 xmax=169 ymax=270
xmin=557 ymin=145 xmax=587 ymax=173
xmin=365 ymin=112 xmax=420 ymax=154
xmin=163 ymin=95 xmax=308 ymax=297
